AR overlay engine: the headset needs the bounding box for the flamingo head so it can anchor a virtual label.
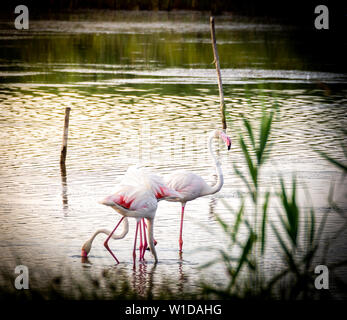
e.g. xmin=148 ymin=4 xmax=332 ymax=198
xmin=81 ymin=240 xmax=92 ymax=257
xmin=215 ymin=129 xmax=232 ymax=150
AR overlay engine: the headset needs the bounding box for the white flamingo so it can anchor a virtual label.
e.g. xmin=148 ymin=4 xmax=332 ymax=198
xmin=81 ymin=166 xmax=180 ymax=264
xmin=164 ymin=129 xmax=231 ymax=252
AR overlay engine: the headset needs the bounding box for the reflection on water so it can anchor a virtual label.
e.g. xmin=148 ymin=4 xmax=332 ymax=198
xmin=0 ymin=11 xmax=346 ymax=295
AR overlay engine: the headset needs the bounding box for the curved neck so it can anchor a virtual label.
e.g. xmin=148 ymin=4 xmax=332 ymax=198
xmin=82 ymin=218 xmax=129 ymax=253
xmin=208 ymin=133 xmax=218 ymax=164
xmin=204 ymin=133 xmax=224 ymax=195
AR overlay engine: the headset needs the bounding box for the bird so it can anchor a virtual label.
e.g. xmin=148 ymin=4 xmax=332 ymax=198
xmin=164 ymin=129 xmax=231 ymax=252
xmin=81 ymin=166 xmax=181 ymax=264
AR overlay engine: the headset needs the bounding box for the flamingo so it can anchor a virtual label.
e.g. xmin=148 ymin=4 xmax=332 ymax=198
xmin=164 ymin=129 xmax=231 ymax=252
xmin=81 ymin=166 xmax=180 ymax=264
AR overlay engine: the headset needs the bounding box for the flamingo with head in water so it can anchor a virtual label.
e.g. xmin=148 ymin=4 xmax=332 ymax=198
xmin=81 ymin=166 xmax=180 ymax=264
xmin=164 ymin=129 xmax=231 ymax=252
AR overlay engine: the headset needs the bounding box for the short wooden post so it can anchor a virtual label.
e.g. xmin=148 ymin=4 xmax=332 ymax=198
xmin=210 ymin=16 xmax=227 ymax=130
xmin=60 ymin=107 xmax=71 ymax=165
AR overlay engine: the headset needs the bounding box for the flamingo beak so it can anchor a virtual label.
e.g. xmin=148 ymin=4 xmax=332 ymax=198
xmin=220 ymin=131 xmax=231 ymax=150
xmin=224 ymin=135 xmax=232 ymax=150
xmin=227 ymin=137 xmax=232 ymax=150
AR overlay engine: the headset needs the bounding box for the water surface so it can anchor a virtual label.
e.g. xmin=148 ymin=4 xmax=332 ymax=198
xmin=0 ymin=11 xmax=346 ymax=296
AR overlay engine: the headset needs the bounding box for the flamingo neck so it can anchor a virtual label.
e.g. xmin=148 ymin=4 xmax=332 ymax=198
xmin=205 ymin=133 xmax=224 ymax=195
xmin=82 ymin=218 xmax=129 ymax=255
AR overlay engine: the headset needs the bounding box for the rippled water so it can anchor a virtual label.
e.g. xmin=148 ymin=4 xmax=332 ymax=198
xmin=0 ymin=11 xmax=346 ymax=296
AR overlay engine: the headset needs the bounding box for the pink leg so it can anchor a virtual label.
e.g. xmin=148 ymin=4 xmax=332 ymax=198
xmin=141 ymin=218 xmax=147 ymax=260
xmin=179 ymin=204 xmax=185 ymax=252
xmin=139 ymin=219 xmax=143 ymax=261
xmin=133 ymin=220 xmax=140 ymax=263
xmin=104 ymin=216 xmax=124 ymax=264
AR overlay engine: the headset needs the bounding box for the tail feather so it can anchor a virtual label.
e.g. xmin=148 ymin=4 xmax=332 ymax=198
xmin=99 ymin=196 xmax=131 ymax=215
xmin=99 ymin=196 xmax=114 ymax=207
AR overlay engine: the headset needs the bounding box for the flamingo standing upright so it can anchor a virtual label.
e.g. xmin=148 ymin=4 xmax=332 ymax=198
xmin=81 ymin=166 xmax=180 ymax=264
xmin=164 ymin=129 xmax=231 ymax=252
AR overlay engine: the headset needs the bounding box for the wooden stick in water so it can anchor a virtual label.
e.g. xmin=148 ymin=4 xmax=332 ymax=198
xmin=60 ymin=107 xmax=71 ymax=165
xmin=210 ymin=16 xmax=227 ymax=131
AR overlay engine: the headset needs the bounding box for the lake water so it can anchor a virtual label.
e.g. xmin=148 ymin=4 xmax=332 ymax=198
xmin=0 ymin=11 xmax=346 ymax=297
